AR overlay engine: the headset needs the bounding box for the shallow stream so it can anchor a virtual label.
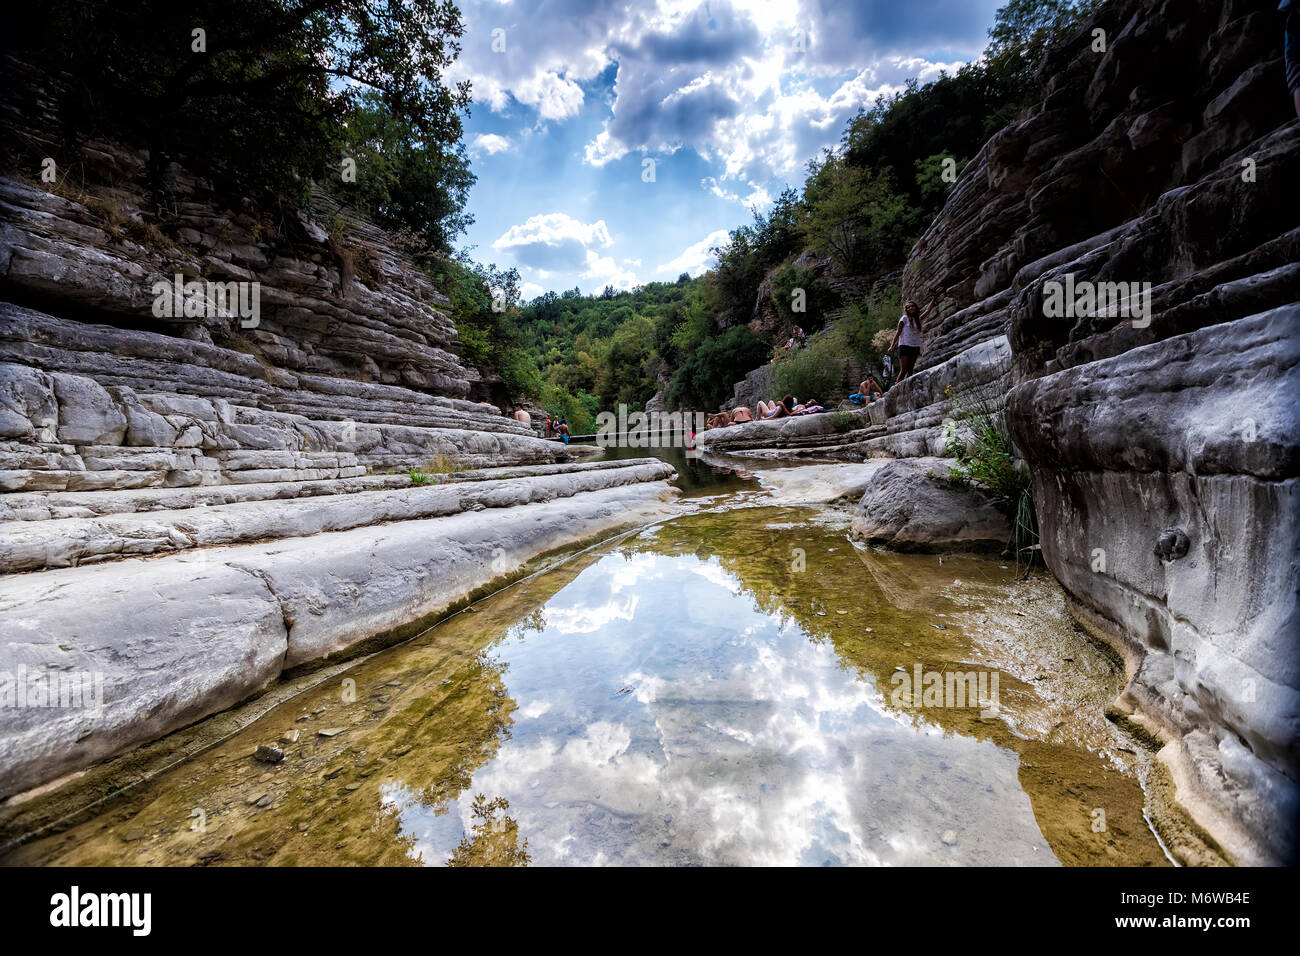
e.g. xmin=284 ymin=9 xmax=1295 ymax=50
xmin=4 ymin=485 xmax=1173 ymax=866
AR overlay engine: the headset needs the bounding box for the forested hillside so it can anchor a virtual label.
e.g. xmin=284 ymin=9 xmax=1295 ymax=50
xmin=509 ymin=0 xmax=1101 ymax=426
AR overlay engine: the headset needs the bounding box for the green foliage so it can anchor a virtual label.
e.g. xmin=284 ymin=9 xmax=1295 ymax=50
xmin=433 ymin=256 xmax=539 ymax=400
xmin=770 ymin=262 xmax=836 ymax=328
xmin=16 ymin=0 xmax=470 ymax=224
xmin=800 ymin=155 xmax=918 ymax=276
xmin=985 ymin=0 xmax=1101 ymax=93
xmin=665 ymin=325 xmax=769 ymax=410
xmin=845 ymin=284 xmax=901 ymax=367
xmin=774 ymin=329 xmax=849 ymax=402
xmin=335 ymin=91 xmax=474 ymax=259
xmin=941 ymin=384 xmax=1029 ymax=504
xmin=538 ymin=384 xmax=597 ymax=435
xmin=915 ymin=153 xmax=970 ymax=205
xmin=709 ymin=188 xmax=805 ymax=322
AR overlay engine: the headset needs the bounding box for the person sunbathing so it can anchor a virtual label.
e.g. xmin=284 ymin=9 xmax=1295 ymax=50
xmin=706 ymin=411 xmax=731 ymax=429
xmin=760 ymin=395 xmax=798 ymax=419
xmin=730 ymin=406 xmax=753 ymax=423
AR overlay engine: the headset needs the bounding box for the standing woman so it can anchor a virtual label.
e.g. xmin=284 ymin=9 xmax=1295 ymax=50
xmin=889 ymin=298 xmax=935 ymax=385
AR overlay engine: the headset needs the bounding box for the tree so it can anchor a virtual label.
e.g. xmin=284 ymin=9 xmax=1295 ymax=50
xmin=337 ymin=92 xmax=475 ymax=259
xmin=16 ymin=0 xmax=470 ymax=214
xmin=985 ymin=0 xmax=1100 ymax=91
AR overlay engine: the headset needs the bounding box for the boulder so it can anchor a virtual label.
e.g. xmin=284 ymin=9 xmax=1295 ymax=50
xmin=850 ymin=457 xmax=1013 ymax=552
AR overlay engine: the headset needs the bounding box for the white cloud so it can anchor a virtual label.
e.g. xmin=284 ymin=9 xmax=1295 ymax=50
xmin=657 ymin=228 xmax=731 ymax=276
xmin=471 ymin=132 xmax=514 ymax=155
xmin=493 ymin=213 xmax=613 ymax=252
xmin=581 ymin=249 xmax=640 ymax=292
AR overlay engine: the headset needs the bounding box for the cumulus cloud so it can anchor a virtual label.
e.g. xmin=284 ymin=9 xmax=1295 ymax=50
xmin=492 ymin=213 xmax=614 ymax=272
xmin=455 ymin=0 xmax=999 ymax=294
xmin=471 ymin=132 xmax=514 ymax=155
xmin=658 ymin=228 xmax=731 ymax=276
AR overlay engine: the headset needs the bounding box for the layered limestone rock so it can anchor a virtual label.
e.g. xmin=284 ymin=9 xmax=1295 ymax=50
xmin=706 ymin=0 xmax=1299 ymax=862
xmin=0 ymin=56 xmax=677 ymax=802
xmin=0 ymin=472 xmax=680 ymax=799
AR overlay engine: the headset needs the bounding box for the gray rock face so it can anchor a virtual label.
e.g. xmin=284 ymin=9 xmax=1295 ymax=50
xmin=0 ymin=459 xmax=676 ymax=572
xmin=849 ymin=457 xmax=1012 ymax=552
xmin=0 ymin=556 xmax=288 ymax=798
xmin=0 ymin=305 xmax=582 ymax=493
xmin=1006 ymin=303 xmax=1300 ymax=863
xmin=703 ymin=0 xmax=1299 ymax=865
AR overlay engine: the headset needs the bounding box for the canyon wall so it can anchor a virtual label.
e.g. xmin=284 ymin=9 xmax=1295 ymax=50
xmin=703 ymin=0 xmax=1298 ymax=863
xmin=0 ymin=56 xmax=681 ymax=801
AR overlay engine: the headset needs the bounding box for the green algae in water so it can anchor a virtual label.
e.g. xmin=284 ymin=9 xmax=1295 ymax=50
xmin=2 ymin=506 xmax=1170 ymax=867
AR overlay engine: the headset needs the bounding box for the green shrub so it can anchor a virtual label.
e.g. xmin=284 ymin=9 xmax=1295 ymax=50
xmin=942 ymin=384 xmax=1028 ymax=503
xmin=774 ymin=329 xmax=848 ymax=402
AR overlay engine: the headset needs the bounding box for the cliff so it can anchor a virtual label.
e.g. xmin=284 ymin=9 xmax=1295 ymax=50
xmin=702 ymin=0 xmax=1299 ymax=863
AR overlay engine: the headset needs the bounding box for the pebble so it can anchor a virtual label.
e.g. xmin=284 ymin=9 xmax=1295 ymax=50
xmin=253 ymin=744 xmax=285 ymax=764
xmin=317 ymin=727 xmax=346 ymax=737
xmin=941 ymin=830 xmax=958 ymax=846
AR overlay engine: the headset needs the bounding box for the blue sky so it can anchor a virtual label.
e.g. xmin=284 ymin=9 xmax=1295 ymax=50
xmin=448 ymin=0 xmax=1004 ymax=299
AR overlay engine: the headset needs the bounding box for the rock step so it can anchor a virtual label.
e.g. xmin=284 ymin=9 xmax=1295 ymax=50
xmin=0 ymin=460 xmax=676 ymax=572
xmin=0 ymin=305 xmax=528 ymax=435
xmin=0 ymin=457 xmax=655 ymax=521
xmin=702 ymin=335 xmax=1013 ymax=459
xmin=0 ymin=345 xmax=582 ymax=491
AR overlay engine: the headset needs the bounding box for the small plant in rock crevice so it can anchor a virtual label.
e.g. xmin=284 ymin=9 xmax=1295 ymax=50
xmin=940 ymin=382 xmax=1039 ymax=569
xmin=940 ymin=383 xmax=1026 ymax=503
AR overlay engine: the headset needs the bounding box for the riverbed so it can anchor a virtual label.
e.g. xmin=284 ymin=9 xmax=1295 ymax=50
xmin=2 ymin=471 xmax=1175 ymax=866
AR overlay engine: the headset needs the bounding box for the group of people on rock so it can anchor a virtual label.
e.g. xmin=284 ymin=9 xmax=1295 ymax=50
xmin=507 ymin=297 xmax=942 ymax=438
xmin=707 ymin=297 xmax=936 ymax=430
xmin=511 ymin=404 xmax=572 ymax=444
xmin=708 ymin=394 xmax=827 ymax=429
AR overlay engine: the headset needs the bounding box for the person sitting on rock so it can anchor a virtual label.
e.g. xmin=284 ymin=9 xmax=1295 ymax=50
xmin=706 ymin=410 xmax=732 ymax=429
xmin=730 ymin=405 xmax=753 ymax=424
xmin=889 ymin=298 xmax=935 ymax=384
xmin=513 ymin=403 xmax=531 ymax=426
xmin=849 ymin=376 xmax=883 ymax=405
xmin=761 ymin=395 xmax=798 ymax=419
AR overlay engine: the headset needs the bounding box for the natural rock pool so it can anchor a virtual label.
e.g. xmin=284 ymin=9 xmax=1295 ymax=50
xmin=4 ymin=503 xmax=1177 ymax=866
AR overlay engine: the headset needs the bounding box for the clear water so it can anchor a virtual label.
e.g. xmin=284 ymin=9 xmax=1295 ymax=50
xmin=2 ymin=506 xmax=1169 ymax=867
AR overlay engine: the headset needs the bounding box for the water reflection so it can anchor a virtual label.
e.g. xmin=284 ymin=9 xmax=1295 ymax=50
xmin=2 ymin=507 xmax=1168 ymax=867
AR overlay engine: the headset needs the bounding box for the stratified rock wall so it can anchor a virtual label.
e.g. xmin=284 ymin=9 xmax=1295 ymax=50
xmin=907 ymin=0 xmax=1299 ymax=864
xmin=701 ymin=0 xmax=1298 ymax=863
xmin=0 ymin=55 xmax=572 ymax=485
